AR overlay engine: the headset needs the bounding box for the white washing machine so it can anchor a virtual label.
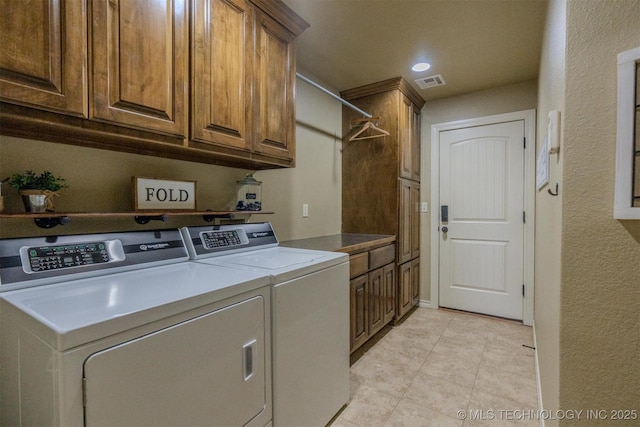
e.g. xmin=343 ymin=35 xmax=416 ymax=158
xmin=181 ymin=223 xmax=350 ymax=427
xmin=0 ymin=229 xmax=273 ymax=427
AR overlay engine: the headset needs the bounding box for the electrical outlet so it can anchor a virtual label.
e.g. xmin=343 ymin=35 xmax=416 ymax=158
xmin=302 ymin=203 xmax=309 ymax=218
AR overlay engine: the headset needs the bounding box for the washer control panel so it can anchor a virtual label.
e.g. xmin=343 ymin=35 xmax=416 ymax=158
xmin=20 ymin=240 xmax=126 ymax=274
xmin=200 ymin=229 xmax=249 ymax=250
xmin=181 ymin=223 xmax=278 ymax=259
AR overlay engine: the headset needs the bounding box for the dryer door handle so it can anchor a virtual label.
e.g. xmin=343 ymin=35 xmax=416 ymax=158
xmin=243 ymin=339 xmax=257 ymax=381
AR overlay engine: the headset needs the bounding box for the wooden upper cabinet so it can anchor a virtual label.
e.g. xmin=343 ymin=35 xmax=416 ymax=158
xmin=191 ymin=0 xmax=253 ymax=150
xmin=399 ymin=95 xmax=413 ymax=180
xmin=191 ymin=0 xmax=305 ymax=165
xmin=91 ymin=0 xmax=188 ymax=136
xmin=399 ymin=94 xmax=421 ymax=181
xmin=412 ymin=105 xmax=421 ymax=182
xmin=0 ymin=0 xmax=307 ymax=169
xmin=252 ymin=10 xmax=296 ymax=162
xmin=0 ymin=0 xmax=87 ymax=116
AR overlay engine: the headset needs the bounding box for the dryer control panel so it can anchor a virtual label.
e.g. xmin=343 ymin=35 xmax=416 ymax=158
xmin=181 ymin=223 xmax=279 ymax=259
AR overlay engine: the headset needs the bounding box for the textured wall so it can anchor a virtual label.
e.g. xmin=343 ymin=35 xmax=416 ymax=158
xmin=534 ymin=0 xmax=566 ymax=423
xmin=560 ymin=0 xmax=640 ymax=424
xmin=256 ymin=77 xmax=342 ymax=241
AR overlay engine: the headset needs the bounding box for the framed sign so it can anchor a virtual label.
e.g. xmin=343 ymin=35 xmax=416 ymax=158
xmin=133 ymin=177 xmax=196 ymax=211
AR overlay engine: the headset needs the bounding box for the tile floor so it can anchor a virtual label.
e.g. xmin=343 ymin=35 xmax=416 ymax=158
xmin=331 ymin=307 xmax=538 ymax=427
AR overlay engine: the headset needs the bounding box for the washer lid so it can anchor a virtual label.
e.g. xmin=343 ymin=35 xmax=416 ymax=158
xmin=0 ymin=262 xmax=270 ymax=351
xmin=196 ymin=247 xmax=348 ymax=283
xmin=220 ymin=248 xmax=329 ymax=270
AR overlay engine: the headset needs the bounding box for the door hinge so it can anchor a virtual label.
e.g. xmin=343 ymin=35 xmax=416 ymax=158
xmin=522 ymin=284 xmax=525 ymax=297
xmin=523 ymin=137 xmax=526 ymax=149
xmin=523 ymin=211 xmax=526 ymax=224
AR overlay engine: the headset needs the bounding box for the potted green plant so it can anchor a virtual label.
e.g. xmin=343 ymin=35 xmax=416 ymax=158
xmin=9 ymin=170 xmax=68 ymax=213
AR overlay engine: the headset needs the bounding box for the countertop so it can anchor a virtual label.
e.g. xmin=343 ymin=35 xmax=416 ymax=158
xmin=280 ymin=233 xmax=395 ymax=254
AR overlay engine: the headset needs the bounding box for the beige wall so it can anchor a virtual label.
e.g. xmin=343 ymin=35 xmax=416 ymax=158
xmin=255 ymin=78 xmax=342 ymax=242
xmin=0 ymin=76 xmax=342 ymax=241
xmin=420 ymin=80 xmax=538 ymax=303
xmin=534 ymin=0 xmax=566 ymax=422
xmin=0 ymin=135 xmax=249 ymax=237
xmin=558 ymin=0 xmax=640 ymax=423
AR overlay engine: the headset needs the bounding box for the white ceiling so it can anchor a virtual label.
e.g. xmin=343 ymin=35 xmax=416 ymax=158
xmin=283 ymin=0 xmax=548 ymax=101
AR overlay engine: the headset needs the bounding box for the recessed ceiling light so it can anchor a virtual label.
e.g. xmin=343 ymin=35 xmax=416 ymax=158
xmin=412 ymin=62 xmax=431 ymax=72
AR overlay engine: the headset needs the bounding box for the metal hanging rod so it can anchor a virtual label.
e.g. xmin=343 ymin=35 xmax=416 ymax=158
xmin=295 ymin=72 xmax=373 ymax=118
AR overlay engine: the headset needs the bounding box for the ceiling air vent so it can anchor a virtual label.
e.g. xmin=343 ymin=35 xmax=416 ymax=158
xmin=415 ymin=74 xmax=446 ymax=89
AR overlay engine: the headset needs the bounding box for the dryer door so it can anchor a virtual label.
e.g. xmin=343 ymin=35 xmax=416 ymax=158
xmin=83 ymin=294 xmax=268 ymax=427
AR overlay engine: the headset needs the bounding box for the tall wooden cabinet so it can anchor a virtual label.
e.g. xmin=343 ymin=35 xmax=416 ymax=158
xmin=341 ymin=77 xmax=424 ymax=321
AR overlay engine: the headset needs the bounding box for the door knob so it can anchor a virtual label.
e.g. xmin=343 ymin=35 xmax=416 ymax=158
xmin=442 ymin=226 xmax=448 ymax=233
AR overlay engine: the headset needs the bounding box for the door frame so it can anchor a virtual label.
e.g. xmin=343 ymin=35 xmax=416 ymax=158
xmin=429 ymin=110 xmax=536 ymax=326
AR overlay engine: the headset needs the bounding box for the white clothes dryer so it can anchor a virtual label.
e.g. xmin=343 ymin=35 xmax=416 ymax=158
xmin=181 ymin=223 xmax=350 ymax=427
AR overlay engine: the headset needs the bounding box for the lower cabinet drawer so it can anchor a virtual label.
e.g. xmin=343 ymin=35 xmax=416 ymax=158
xmin=369 ymin=244 xmax=395 ymax=270
xmin=349 ymin=252 xmax=369 ymax=278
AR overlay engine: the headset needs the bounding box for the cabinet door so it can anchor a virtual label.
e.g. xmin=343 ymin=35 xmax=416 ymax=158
xmin=397 ymin=261 xmax=413 ymax=319
xmin=91 ymin=0 xmax=188 ymax=136
xmin=412 ymin=106 xmax=421 ymax=182
xmin=350 ymin=274 xmax=368 ymax=351
xmin=0 ymin=0 xmax=86 ymax=116
xmin=411 ymin=181 xmax=420 ymax=259
xmin=411 ymin=257 xmax=420 ymax=305
xmin=399 ymin=95 xmax=413 ymax=179
xmin=382 ymin=263 xmax=396 ymax=325
xmin=368 ymin=267 xmax=384 ymax=336
xmin=253 ymin=11 xmax=296 ymax=162
xmin=398 ymin=179 xmax=412 ymax=264
xmin=191 ymin=0 xmax=253 ymax=150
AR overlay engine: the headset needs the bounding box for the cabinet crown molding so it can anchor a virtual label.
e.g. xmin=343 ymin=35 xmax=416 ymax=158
xmin=250 ymin=0 xmax=310 ymax=36
xmin=340 ymin=77 xmax=425 ymax=110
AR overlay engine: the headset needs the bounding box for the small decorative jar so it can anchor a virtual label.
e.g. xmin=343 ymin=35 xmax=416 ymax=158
xmin=235 ymin=174 xmax=262 ymax=211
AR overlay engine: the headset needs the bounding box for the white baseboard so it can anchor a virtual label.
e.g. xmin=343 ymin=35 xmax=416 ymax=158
xmin=418 ymin=299 xmax=437 ymax=309
xmin=533 ymin=321 xmax=545 ymax=427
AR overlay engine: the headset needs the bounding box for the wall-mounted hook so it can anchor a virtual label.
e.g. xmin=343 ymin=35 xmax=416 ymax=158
xmin=34 ymin=216 xmax=70 ymax=229
xmin=203 ymin=213 xmax=233 ymax=222
xmin=548 ymin=183 xmax=559 ymax=196
xmin=134 ymin=214 xmax=168 ymax=225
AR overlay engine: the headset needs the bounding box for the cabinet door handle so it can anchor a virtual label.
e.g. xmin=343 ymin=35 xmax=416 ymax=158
xmin=243 ymin=339 xmax=256 ymax=381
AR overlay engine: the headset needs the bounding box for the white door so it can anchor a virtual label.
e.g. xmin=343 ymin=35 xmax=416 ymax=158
xmin=439 ymin=120 xmax=525 ymax=320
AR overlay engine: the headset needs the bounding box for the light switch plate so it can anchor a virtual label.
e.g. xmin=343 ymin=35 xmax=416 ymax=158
xmin=420 ymin=202 xmax=428 ymax=213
